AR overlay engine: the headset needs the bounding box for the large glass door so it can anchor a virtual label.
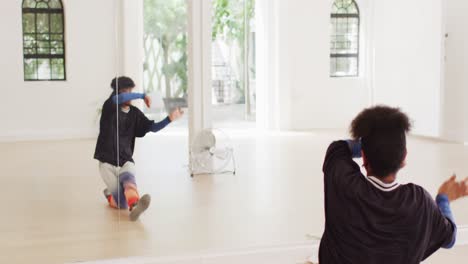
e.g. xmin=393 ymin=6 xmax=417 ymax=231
xmin=211 ymin=0 xmax=256 ymax=128
xmin=143 ymin=0 xmax=189 ymax=128
xmin=143 ymin=0 xmax=256 ymax=130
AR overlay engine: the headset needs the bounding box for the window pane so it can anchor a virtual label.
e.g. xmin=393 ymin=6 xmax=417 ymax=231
xmin=23 ymin=35 xmax=37 ymax=54
xmin=330 ymin=58 xmax=336 ymax=76
xmin=333 ymin=0 xmax=358 ymax=15
xmin=23 ymin=13 xmax=36 ymax=33
xmin=24 ymin=48 xmax=35 ymax=55
xmin=24 ymin=59 xmax=38 ymax=80
xmin=48 ymin=0 xmax=63 ymax=9
xmin=330 ymin=0 xmax=359 ymax=77
xmin=37 ymin=33 xmax=50 ymax=41
xmin=347 ymin=4 xmax=358 ymax=14
xmin=37 ymin=2 xmax=49 ymax=8
xmin=37 ymin=13 xmax=49 ymax=33
xmin=143 ymin=0 xmax=189 ymax=127
xmin=51 ymin=59 xmax=65 ymax=79
xmin=330 ymin=57 xmax=358 ymax=77
xmin=331 ymin=17 xmax=359 ymax=54
xmin=211 ymin=0 xmax=256 ymax=126
xmin=37 ymin=40 xmax=50 ymax=54
xmin=37 ymin=59 xmax=51 ymax=79
xmin=22 ymin=0 xmax=36 ymax=8
xmin=50 ymin=41 xmax=64 ymax=54
xmin=51 ymin=34 xmax=63 ymax=41
xmin=22 ymin=1 xmax=66 ymax=81
xmin=50 ymin=14 xmax=63 ymax=33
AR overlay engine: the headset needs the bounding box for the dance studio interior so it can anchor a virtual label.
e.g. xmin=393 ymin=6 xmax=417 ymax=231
xmin=1 ymin=0 xmax=468 ymax=263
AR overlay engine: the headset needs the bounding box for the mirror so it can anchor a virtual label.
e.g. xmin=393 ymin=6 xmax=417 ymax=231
xmin=4 ymin=0 xmax=468 ymax=263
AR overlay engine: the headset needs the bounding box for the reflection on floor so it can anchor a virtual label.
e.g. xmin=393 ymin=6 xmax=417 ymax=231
xmin=0 ymin=130 xmax=467 ymax=264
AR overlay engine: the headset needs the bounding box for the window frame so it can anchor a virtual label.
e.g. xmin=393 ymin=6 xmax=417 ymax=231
xmin=330 ymin=0 xmax=360 ymax=78
xmin=22 ymin=0 xmax=66 ymax=81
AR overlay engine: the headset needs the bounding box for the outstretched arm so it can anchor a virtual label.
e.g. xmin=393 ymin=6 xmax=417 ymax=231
xmin=436 ymin=175 xmax=468 ymax=248
xmin=150 ymin=117 xmax=171 ymax=133
xmin=149 ymin=108 xmax=184 ymax=133
xmin=112 ymin=93 xmax=145 ymax=105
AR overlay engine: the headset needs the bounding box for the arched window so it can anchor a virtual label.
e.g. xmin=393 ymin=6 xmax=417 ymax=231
xmin=22 ymin=0 xmax=66 ymax=81
xmin=330 ymin=0 xmax=359 ymax=77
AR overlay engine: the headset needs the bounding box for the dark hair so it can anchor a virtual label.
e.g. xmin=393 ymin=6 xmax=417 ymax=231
xmin=350 ymin=105 xmax=412 ymax=178
xmin=110 ymin=76 xmax=135 ymax=91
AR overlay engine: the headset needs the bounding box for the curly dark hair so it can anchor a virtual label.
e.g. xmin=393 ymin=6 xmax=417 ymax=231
xmin=350 ymin=105 xmax=412 ymax=177
xmin=110 ymin=76 xmax=135 ymax=91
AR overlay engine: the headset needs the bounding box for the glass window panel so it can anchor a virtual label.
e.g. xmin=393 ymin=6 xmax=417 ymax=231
xmin=50 ymin=14 xmax=63 ymax=33
xmin=24 ymin=59 xmax=38 ymax=80
xmin=211 ymin=0 xmax=256 ymax=125
xmin=330 ymin=57 xmax=337 ymax=76
xmin=36 ymin=2 xmax=49 ymax=8
xmin=22 ymin=0 xmax=36 ymax=8
xmin=37 ymin=40 xmax=50 ymax=54
xmin=37 ymin=33 xmax=50 ymax=41
xmin=51 ymin=34 xmax=63 ymax=41
xmin=51 ymin=59 xmax=65 ymax=79
xmin=48 ymin=0 xmax=63 ymax=9
xmin=51 ymin=48 xmax=64 ymax=55
xmin=24 ymin=48 xmax=35 ymax=55
xmin=336 ymin=57 xmax=347 ymax=73
xmin=37 ymin=13 xmax=49 ymax=33
xmin=23 ymin=37 xmax=36 ymax=49
xmin=24 ymin=33 xmax=36 ymax=41
xmin=143 ymin=0 xmax=188 ymax=127
xmin=37 ymin=59 xmax=51 ymax=79
xmin=347 ymin=4 xmax=358 ymax=13
xmin=330 ymin=0 xmax=359 ymax=77
xmin=22 ymin=13 xmax=36 ymax=33
xmin=22 ymin=0 xmax=66 ymax=80
xmin=37 ymin=34 xmax=45 ymax=41
xmin=50 ymin=41 xmax=64 ymax=54
xmin=331 ymin=57 xmax=357 ymax=77
xmin=333 ymin=0 xmax=359 ymax=14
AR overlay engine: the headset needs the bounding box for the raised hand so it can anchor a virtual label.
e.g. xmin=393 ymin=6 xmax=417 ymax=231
xmin=144 ymin=95 xmax=152 ymax=108
xmin=438 ymin=174 xmax=468 ymax=202
xmin=169 ymin=107 xmax=184 ymax=121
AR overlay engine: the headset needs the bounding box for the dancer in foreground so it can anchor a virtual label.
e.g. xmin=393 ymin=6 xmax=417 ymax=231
xmin=319 ymin=105 xmax=468 ymax=263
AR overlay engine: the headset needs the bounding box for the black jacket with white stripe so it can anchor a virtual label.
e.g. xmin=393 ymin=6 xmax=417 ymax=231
xmin=318 ymin=141 xmax=455 ymax=264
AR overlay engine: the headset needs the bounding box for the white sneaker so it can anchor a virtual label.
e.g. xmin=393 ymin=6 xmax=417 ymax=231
xmin=129 ymin=194 xmax=151 ymax=221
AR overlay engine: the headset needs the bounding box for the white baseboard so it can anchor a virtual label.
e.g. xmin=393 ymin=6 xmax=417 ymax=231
xmin=0 ymin=128 xmax=97 ymax=143
xmin=68 ymin=242 xmax=319 ymax=264
xmin=68 ymin=228 xmax=468 ymax=264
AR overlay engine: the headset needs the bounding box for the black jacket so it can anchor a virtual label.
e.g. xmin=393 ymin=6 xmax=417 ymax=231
xmin=94 ymin=95 xmax=153 ymax=166
xmin=319 ymin=141 xmax=455 ymax=264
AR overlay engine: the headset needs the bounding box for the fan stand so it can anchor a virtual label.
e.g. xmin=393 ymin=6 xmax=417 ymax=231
xmin=190 ymin=170 xmax=235 ymax=178
xmin=189 ymin=152 xmax=236 ymax=178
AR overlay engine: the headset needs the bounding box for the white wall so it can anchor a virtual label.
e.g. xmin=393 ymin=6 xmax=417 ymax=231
xmin=0 ymin=0 xmax=118 ymax=141
xmin=0 ymin=0 xmax=456 ymax=140
xmin=265 ymin=0 xmax=369 ymax=131
xmin=442 ymin=0 xmax=468 ymax=142
xmin=372 ymin=0 xmax=443 ymax=137
xmin=268 ymin=0 xmax=448 ymax=137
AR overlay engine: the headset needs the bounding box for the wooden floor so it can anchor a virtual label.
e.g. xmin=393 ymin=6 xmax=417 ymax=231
xmin=1 ymin=130 xmax=467 ymax=264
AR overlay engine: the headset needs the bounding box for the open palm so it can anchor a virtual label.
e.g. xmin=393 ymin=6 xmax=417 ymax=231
xmin=438 ymin=175 xmax=468 ymax=202
xmin=169 ymin=107 xmax=184 ymax=121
